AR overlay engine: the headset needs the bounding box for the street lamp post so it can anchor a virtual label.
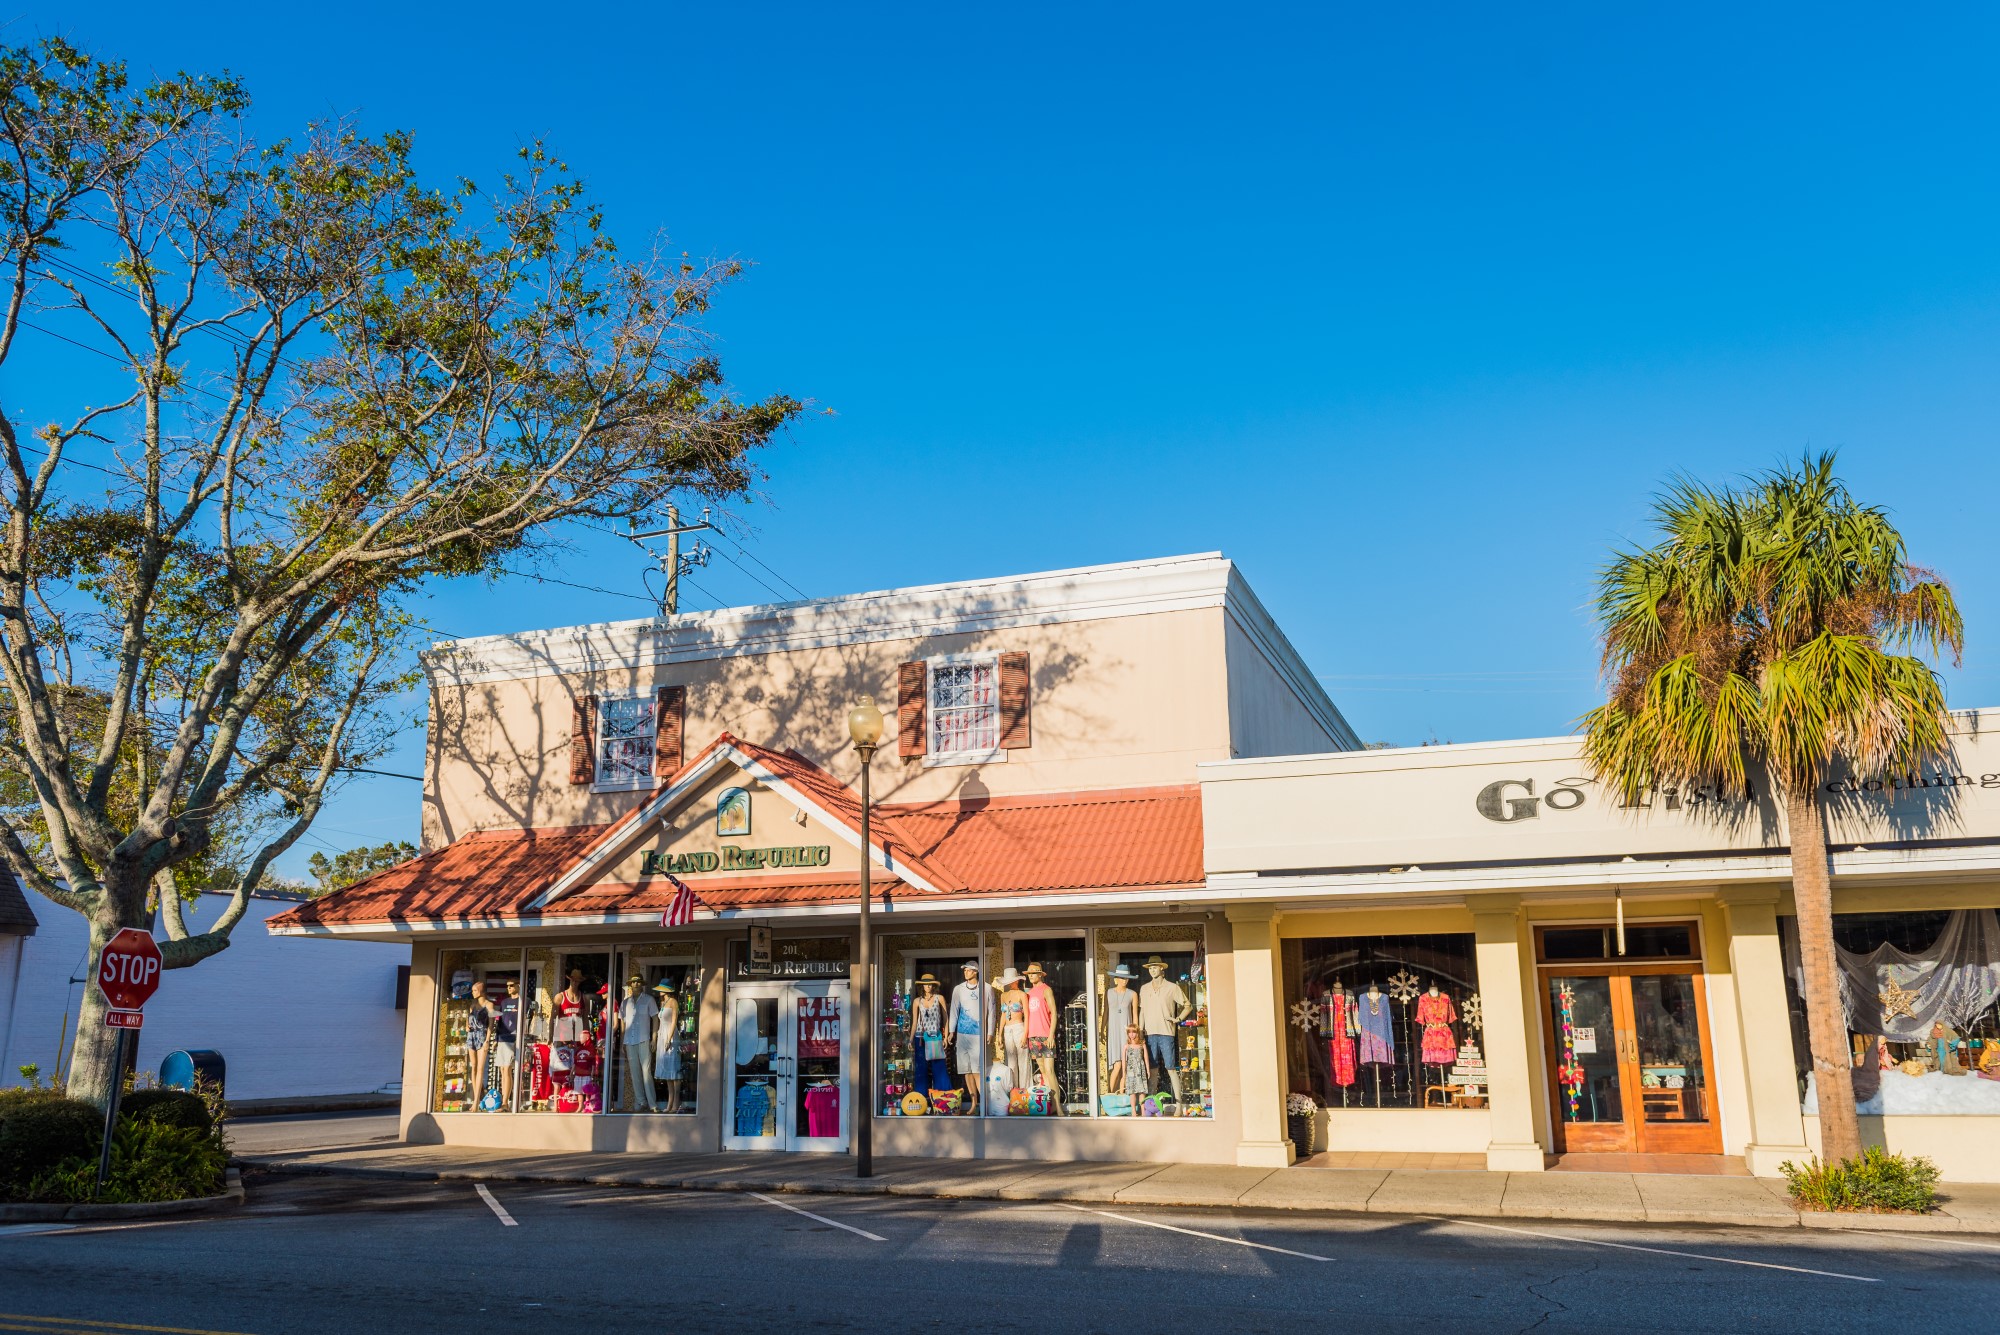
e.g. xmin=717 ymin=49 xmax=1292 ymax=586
xmin=846 ymin=696 xmax=885 ymax=1179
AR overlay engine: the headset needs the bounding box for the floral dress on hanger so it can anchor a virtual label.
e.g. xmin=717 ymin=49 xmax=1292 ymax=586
xmin=1416 ymin=991 xmax=1458 ymax=1065
xmin=1326 ymin=990 xmax=1358 ymax=1087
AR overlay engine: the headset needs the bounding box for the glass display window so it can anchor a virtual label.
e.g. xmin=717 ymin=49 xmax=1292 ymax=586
xmin=1781 ymin=909 xmax=2000 ymax=1112
xmin=879 ymin=932 xmax=981 ymax=1117
xmin=1097 ymin=925 xmax=1212 ymax=1119
xmin=1285 ymin=933 xmax=1480 ymax=1111
xmin=432 ymin=948 xmax=526 ymax=1114
xmin=607 ymin=944 xmax=701 ymax=1115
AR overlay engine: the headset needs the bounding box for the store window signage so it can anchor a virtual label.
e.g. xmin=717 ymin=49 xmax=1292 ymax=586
xmin=642 ymin=844 xmax=831 ymax=875
xmin=729 ymin=935 xmax=849 ymax=980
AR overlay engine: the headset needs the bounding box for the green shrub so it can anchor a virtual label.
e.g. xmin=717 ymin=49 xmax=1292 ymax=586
xmin=6 ymin=1116 xmax=227 ymax=1205
xmin=0 ymin=1096 xmax=100 ymax=1195
xmin=119 ymin=1088 xmax=213 ymax=1136
xmin=1781 ymin=1147 xmax=1941 ymax=1213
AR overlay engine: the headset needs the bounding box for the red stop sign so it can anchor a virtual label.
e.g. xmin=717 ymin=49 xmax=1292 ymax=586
xmin=98 ymin=927 xmax=163 ymax=1010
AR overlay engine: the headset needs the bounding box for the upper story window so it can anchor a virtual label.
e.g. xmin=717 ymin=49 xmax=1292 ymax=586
xmin=898 ymin=651 xmax=1031 ymax=766
xmin=571 ymin=686 xmax=686 ymax=792
xmin=596 ymin=696 xmax=658 ymax=789
xmin=930 ymin=656 xmax=1001 ymax=764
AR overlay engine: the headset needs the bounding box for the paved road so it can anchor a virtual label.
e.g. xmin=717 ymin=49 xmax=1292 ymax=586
xmin=222 ymin=1111 xmax=400 ymax=1154
xmin=2 ymin=1171 xmax=1995 ymax=1334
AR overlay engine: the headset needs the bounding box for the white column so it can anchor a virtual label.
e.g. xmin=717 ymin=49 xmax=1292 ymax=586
xmin=1227 ymin=904 xmax=1294 ymax=1167
xmin=1469 ymin=894 xmax=1545 ymax=1171
xmin=1718 ymin=888 xmax=1813 ymax=1176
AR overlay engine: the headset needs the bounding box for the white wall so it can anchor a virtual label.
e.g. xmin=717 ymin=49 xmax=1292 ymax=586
xmin=0 ymin=894 xmax=409 ymax=1101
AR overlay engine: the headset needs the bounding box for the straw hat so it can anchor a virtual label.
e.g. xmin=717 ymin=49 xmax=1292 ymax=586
xmin=996 ymin=967 xmax=1024 ymax=987
xmin=1025 ymin=962 xmax=1046 ymax=978
xmin=916 ymin=972 xmax=940 ymax=986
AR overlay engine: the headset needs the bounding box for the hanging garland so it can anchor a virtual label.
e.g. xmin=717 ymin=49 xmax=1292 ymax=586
xmin=1555 ymin=982 xmax=1583 ymax=1117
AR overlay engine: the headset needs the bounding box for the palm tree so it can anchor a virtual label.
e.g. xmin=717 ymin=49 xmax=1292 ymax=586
xmin=1580 ymin=455 xmax=1962 ymax=1165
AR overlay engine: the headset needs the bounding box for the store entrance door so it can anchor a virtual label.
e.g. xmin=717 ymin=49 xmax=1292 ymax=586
xmin=1543 ymin=967 xmax=1722 ymax=1154
xmin=724 ymin=980 xmax=850 ymax=1152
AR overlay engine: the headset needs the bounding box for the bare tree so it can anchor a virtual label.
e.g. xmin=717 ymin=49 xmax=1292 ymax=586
xmin=0 ymin=40 xmax=799 ymax=1104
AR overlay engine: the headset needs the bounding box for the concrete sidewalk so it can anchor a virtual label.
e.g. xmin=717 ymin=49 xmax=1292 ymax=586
xmin=237 ymin=1141 xmax=2000 ymax=1234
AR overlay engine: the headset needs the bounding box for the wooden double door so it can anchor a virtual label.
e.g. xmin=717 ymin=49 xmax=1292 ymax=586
xmin=1541 ymin=965 xmax=1721 ymax=1155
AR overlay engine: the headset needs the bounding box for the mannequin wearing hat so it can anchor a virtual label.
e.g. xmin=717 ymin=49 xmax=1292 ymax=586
xmin=996 ymin=967 xmax=1031 ymax=1090
xmin=1022 ymin=963 xmax=1060 ymax=1101
xmin=1139 ymin=956 xmax=1192 ymax=1102
xmin=618 ymin=975 xmax=661 ymax=1112
xmin=945 ymin=961 xmax=992 ymax=1112
xmin=1103 ymin=964 xmax=1139 ymax=1088
xmin=652 ymin=979 xmax=684 ymax=1113
xmin=907 ymin=974 xmax=952 ymax=1100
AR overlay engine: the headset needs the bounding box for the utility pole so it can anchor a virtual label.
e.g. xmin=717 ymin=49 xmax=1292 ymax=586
xmin=629 ymin=507 xmax=714 ymax=617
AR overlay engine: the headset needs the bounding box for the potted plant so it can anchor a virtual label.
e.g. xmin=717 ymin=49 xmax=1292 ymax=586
xmin=1285 ymin=1091 xmax=1319 ymax=1159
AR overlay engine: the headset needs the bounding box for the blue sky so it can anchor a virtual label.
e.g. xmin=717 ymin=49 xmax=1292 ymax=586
xmin=21 ymin=4 xmax=2000 ymax=875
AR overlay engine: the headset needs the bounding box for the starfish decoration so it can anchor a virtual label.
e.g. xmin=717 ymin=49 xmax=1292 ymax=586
xmin=1463 ymin=993 xmax=1484 ymax=1033
xmin=1386 ymin=968 xmax=1421 ymax=1004
xmin=1877 ymin=975 xmax=1920 ymax=1022
xmin=1289 ymin=998 xmax=1318 ymax=1030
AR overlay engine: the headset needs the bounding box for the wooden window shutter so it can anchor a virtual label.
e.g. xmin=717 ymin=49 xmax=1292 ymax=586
xmin=654 ymin=684 xmax=686 ymax=778
xmin=897 ymin=660 xmax=928 ymax=758
xmin=998 ymin=651 xmax=1032 ymax=749
xmin=569 ymin=694 xmax=597 ymax=785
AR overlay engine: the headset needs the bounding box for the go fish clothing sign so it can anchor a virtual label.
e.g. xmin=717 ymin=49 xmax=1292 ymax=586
xmin=797 ymin=996 xmax=841 ymax=1058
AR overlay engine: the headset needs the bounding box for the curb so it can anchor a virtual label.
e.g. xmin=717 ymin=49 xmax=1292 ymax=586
xmin=1 ymin=1168 xmax=244 ymax=1223
xmin=239 ymin=1158 xmax=2000 ymax=1236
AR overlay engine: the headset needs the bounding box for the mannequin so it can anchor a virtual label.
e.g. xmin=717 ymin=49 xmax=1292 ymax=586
xmin=492 ymin=979 xmax=522 ymax=1111
xmin=653 ymin=980 xmax=683 ymax=1113
xmin=907 ymin=973 xmax=950 ymax=1099
xmin=996 ymin=967 xmax=1030 ymax=1090
xmin=1416 ymin=983 xmax=1457 ymax=1071
xmin=618 ymin=975 xmax=660 ymax=1111
xmin=944 ymin=961 xmax=991 ymax=1112
xmin=1023 ymin=963 xmax=1060 ymax=1102
xmin=1322 ymin=980 xmax=1357 ymax=1095
xmin=467 ymin=985 xmax=499 ymax=1109
xmin=554 ymin=970 xmax=590 ymax=1043
xmin=1138 ymin=956 xmax=1192 ymax=1101
xmin=1104 ymin=965 xmax=1138 ymax=1088
xmin=1356 ymin=981 xmax=1395 ymax=1106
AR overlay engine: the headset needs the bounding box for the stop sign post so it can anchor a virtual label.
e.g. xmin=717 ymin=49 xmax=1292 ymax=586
xmin=94 ymin=927 xmax=163 ymax=1194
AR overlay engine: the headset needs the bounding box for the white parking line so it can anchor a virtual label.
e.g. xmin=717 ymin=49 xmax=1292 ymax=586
xmin=743 ymin=1191 xmax=886 ymax=1241
xmin=1058 ymin=1203 xmax=1333 ymax=1261
xmin=476 ymin=1183 xmax=518 ymax=1226
xmin=1426 ymin=1216 xmax=1878 ymax=1282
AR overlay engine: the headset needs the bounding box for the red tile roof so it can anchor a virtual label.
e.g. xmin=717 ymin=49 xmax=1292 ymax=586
xmin=268 ymin=742 xmax=1203 ymax=933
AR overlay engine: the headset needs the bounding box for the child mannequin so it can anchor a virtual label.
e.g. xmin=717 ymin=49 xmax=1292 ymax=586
xmin=1116 ymin=1024 xmax=1152 ymax=1099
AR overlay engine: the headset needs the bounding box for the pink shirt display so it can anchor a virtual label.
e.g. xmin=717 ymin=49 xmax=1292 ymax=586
xmin=1025 ymin=983 xmax=1057 ymax=1039
xmin=804 ymin=1083 xmax=840 ymax=1138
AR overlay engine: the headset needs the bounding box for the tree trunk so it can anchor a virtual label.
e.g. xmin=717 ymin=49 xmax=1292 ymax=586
xmin=1786 ymin=781 xmax=1862 ymax=1165
xmin=65 ymin=878 xmax=152 ymax=1109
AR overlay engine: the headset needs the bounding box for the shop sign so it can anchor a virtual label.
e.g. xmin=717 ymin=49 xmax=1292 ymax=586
xmin=797 ymin=995 xmax=841 ymax=1057
xmin=1474 ymin=776 xmax=1753 ymax=824
xmin=642 ymin=844 xmax=831 ymax=875
xmin=729 ymin=935 xmax=850 ymax=980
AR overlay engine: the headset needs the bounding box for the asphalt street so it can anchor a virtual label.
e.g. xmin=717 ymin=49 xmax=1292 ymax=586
xmin=2 ymin=1171 xmax=1996 ymax=1334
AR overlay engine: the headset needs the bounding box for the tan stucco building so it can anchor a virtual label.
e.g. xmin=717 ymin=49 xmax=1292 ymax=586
xmin=272 ymin=555 xmax=2000 ymax=1180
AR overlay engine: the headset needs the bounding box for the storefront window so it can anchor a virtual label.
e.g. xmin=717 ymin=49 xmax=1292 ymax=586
xmin=880 ymin=932 xmax=981 ymax=1115
xmin=1782 ymin=909 xmax=2000 ymax=1113
xmin=433 ymin=948 xmax=525 ymax=1114
xmin=607 ymin=943 xmax=701 ymax=1114
xmin=1096 ymin=926 xmax=1212 ymax=1119
xmin=1284 ymin=933 xmax=1481 ymax=1110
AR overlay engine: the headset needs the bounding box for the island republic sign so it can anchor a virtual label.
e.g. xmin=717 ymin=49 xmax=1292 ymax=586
xmin=642 ymin=845 xmax=833 ymax=874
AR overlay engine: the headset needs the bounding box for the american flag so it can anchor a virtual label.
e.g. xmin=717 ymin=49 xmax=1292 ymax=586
xmin=660 ymin=873 xmax=702 ymax=928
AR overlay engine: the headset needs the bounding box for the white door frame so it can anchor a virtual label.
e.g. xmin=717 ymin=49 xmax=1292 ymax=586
xmin=724 ymin=978 xmax=851 ymax=1152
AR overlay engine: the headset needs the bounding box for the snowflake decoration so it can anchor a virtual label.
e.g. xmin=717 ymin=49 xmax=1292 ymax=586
xmin=1877 ymin=975 xmax=1920 ymax=1021
xmin=1463 ymin=992 xmax=1484 ymax=1033
xmin=1289 ymin=998 xmax=1318 ymax=1030
xmin=1386 ymin=968 xmax=1421 ymax=1004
